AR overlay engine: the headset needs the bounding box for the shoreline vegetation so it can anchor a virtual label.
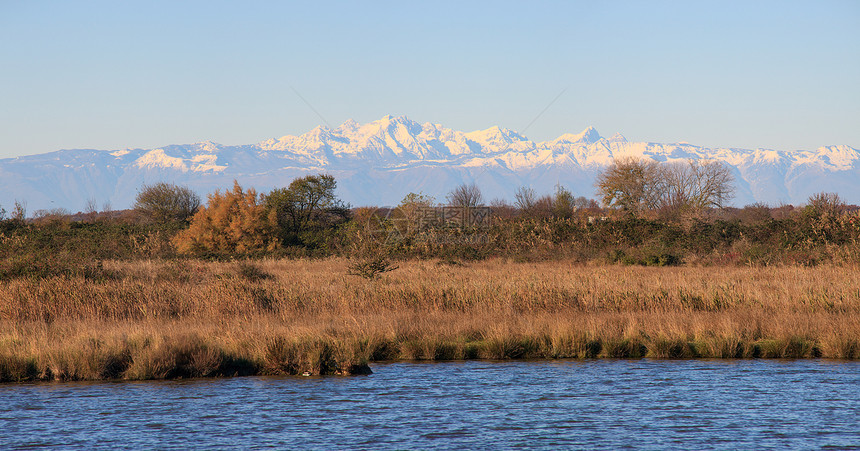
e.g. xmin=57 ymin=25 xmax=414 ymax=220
xmin=1 ymin=259 xmax=858 ymax=382
xmin=2 ymin=169 xmax=860 ymax=382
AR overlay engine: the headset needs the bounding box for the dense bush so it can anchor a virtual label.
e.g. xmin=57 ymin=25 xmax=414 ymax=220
xmin=264 ymin=174 xmax=350 ymax=248
xmin=0 ymin=218 xmax=181 ymax=281
xmin=172 ymin=181 xmax=279 ymax=256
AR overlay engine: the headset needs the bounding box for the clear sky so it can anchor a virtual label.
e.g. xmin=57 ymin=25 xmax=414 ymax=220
xmin=1 ymin=0 xmax=858 ymax=159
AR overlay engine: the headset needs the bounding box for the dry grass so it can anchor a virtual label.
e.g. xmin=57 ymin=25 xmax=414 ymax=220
xmin=1 ymin=258 xmax=858 ymax=382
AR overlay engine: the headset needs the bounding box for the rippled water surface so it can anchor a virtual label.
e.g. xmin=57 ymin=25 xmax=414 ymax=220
xmin=1 ymin=360 xmax=858 ymax=449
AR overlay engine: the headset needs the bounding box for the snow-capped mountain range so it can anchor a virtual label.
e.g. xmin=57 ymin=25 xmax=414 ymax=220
xmin=2 ymin=115 xmax=858 ymax=213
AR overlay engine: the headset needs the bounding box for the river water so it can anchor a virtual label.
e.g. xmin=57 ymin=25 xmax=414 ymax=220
xmin=1 ymin=360 xmax=858 ymax=449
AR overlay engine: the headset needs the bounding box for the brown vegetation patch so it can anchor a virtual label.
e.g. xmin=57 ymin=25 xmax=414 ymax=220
xmin=0 ymin=259 xmax=858 ymax=382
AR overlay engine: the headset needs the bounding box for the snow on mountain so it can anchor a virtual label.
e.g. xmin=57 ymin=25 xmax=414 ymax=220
xmin=607 ymin=132 xmax=627 ymax=144
xmin=0 ymin=115 xmax=858 ymax=213
xmin=551 ymin=126 xmax=601 ymax=146
xmin=133 ymin=148 xmax=228 ymax=173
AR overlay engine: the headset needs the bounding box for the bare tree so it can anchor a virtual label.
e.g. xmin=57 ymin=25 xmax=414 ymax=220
xmin=595 ymin=156 xmax=662 ymax=215
xmin=447 ymin=183 xmax=484 ymax=207
xmin=101 ymin=200 xmax=114 ymax=222
xmin=597 ymin=157 xmax=734 ymax=218
xmin=660 ymin=159 xmax=734 ymax=214
xmin=134 ymin=182 xmax=201 ymax=223
xmin=84 ymin=197 xmax=99 ymax=222
xmin=514 ymin=186 xmax=536 ymax=212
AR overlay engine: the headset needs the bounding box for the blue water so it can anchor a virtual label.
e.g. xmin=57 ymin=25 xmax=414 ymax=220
xmin=1 ymin=360 xmax=858 ymax=450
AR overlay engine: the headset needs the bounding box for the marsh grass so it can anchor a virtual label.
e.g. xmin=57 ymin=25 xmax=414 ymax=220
xmin=1 ymin=259 xmax=858 ymax=382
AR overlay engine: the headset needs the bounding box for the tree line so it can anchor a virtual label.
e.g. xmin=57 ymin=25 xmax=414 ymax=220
xmin=1 ymin=156 xmax=857 ymax=271
xmin=120 ymin=156 xmax=851 ymax=254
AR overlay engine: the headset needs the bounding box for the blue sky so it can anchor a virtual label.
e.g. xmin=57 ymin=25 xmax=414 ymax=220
xmin=1 ymin=0 xmax=858 ymax=158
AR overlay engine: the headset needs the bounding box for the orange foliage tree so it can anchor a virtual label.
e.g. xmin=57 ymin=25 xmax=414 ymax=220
xmin=172 ymin=181 xmax=279 ymax=255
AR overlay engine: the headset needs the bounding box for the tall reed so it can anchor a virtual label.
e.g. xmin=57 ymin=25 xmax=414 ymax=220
xmin=1 ymin=259 xmax=857 ymax=382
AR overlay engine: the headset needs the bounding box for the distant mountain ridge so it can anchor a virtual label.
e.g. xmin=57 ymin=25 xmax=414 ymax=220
xmin=1 ymin=115 xmax=858 ymax=213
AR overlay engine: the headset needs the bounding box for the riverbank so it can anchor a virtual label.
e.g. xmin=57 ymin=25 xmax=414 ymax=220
xmin=1 ymin=259 xmax=858 ymax=382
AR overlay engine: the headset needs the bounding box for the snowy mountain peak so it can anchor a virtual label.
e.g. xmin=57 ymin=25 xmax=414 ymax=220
xmin=810 ymin=145 xmax=860 ymax=170
xmin=336 ymin=118 xmax=360 ymax=134
xmin=464 ymin=125 xmax=529 ymax=150
xmin=192 ymin=141 xmax=222 ymax=153
xmin=133 ymin=148 xmax=226 ymax=173
xmin=552 ymin=126 xmax=602 ymax=145
xmin=1 ymin=115 xmax=858 ymax=212
xmin=359 ymin=115 xmax=419 ymax=135
xmin=375 ymin=114 xmax=413 ymax=126
xmin=307 ymin=125 xmax=332 ymax=135
xmin=576 ymin=126 xmax=601 ymax=143
xmin=607 ymin=132 xmax=627 ymax=143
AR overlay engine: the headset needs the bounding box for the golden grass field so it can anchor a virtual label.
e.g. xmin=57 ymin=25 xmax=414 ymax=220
xmin=1 ymin=258 xmax=858 ymax=381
